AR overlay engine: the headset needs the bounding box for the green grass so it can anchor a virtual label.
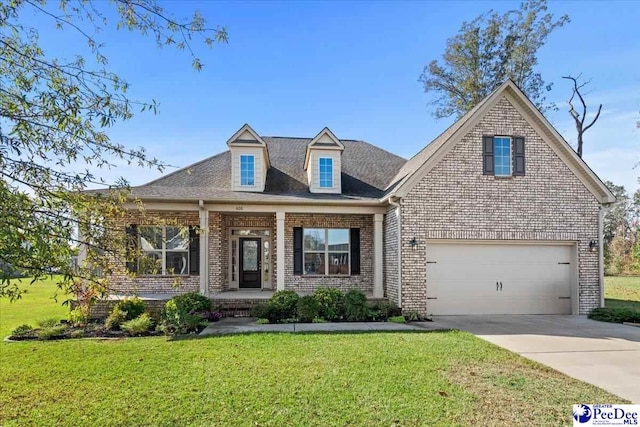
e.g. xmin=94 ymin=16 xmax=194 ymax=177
xmin=605 ymin=276 xmax=640 ymax=312
xmin=0 ymin=279 xmax=627 ymax=426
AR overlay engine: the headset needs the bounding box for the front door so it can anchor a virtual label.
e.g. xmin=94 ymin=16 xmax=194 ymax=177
xmin=239 ymin=237 xmax=261 ymax=288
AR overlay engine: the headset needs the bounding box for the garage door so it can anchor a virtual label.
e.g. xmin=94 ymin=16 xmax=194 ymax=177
xmin=426 ymin=242 xmax=573 ymax=315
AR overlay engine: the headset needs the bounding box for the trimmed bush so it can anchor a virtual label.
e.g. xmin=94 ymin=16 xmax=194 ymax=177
xmin=161 ymin=292 xmax=212 ymax=334
xmin=113 ymin=297 xmax=147 ymax=321
xmin=67 ymin=308 xmax=89 ymax=327
xmin=297 ymin=295 xmax=321 ymax=323
xmin=121 ymin=313 xmax=152 ymax=336
xmin=254 ymin=290 xmax=299 ymax=323
xmin=368 ymin=300 xmax=402 ymax=321
xmin=314 ymin=287 xmax=345 ymax=321
xmin=105 ymin=306 xmax=128 ymax=331
xmin=256 ymin=318 xmax=269 ymax=324
xmin=344 ymin=290 xmax=368 ymax=321
xmin=589 ymin=307 xmax=640 ymax=324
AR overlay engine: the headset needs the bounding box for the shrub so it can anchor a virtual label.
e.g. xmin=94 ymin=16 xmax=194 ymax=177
xmin=37 ymin=325 xmax=67 ymax=340
xmin=387 ymin=316 xmax=406 ymax=323
xmin=37 ymin=317 xmax=60 ymax=328
xmin=11 ymin=324 xmax=33 ymax=337
xmin=254 ymin=290 xmax=299 ymax=323
xmin=67 ymin=308 xmax=89 ymax=327
xmin=367 ymin=300 xmax=402 ymax=321
xmin=121 ymin=313 xmax=152 ymax=336
xmin=314 ymin=287 xmax=345 ymax=321
xmin=312 ymin=317 xmax=327 ymax=323
xmin=113 ymin=297 xmax=147 ymax=321
xmin=344 ymin=290 xmax=369 ymax=321
xmin=297 ymin=295 xmax=320 ymax=323
xmin=105 ymin=306 xmax=129 ymax=331
xmin=404 ymin=311 xmax=426 ymax=322
xmin=256 ymin=318 xmax=269 ymax=325
xmin=589 ymin=307 xmax=640 ymax=324
xmin=161 ymin=292 xmax=212 ymax=334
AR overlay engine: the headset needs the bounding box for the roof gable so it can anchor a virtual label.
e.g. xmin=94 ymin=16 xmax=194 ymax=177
xmin=304 ymin=127 xmax=345 ymax=170
xmin=386 ymin=80 xmax=615 ymax=204
xmin=226 ymin=123 xmax=270 ymax=168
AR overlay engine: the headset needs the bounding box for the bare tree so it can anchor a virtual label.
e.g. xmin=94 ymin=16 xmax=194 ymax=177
xmin=562 ymin=75 xmax=602 ymax=158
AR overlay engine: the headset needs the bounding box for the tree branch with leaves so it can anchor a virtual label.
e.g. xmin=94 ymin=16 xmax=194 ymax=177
xmin=420 ymin=0 xmax=569 ymax=119
xmin=0 ymin=0 xmax=227 ymax=301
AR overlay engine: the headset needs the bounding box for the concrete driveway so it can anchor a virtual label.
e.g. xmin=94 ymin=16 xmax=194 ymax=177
xmin=432 ymin=315 xmax=640 ymax=403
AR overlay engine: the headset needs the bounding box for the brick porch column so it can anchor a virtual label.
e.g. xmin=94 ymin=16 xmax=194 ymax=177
xmin=199 ymin=208 xmax=209 ymax=296
xmin=276 ymin=211 xmax=285 ymax=291
xmin=373 ymin=213 xmax=384 ymax=298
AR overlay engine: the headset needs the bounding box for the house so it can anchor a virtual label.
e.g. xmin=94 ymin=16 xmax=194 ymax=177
xmin=102 ymin=80 xmax=615 ymax=316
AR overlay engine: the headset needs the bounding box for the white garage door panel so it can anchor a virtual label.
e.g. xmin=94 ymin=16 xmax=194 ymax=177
xmin=426 ymin=243 xmax=573 ymax=315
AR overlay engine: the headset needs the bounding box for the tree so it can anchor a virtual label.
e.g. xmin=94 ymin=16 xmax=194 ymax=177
xmin=561 ymin=75 xmax=602 ymax=158
xmin=419 ymin=0 xmax=569 ymax=119
xmin=0 ymin=1 xmax=227 ymax=301
xmin=603 ymin=181 xmax=640 ymax=275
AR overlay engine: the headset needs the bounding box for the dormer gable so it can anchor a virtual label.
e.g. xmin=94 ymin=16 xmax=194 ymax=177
xmin=227 ymin=124 xmax=269 ymax=192
xmin=304 ymin=127 xmax=344 ymax=194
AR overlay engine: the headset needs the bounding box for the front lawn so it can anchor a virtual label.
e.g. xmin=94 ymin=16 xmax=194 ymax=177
xmin=0 ymin=279 xmax=627 ymax=426
xmin=605 ymin=276 xmax=640 ymax=312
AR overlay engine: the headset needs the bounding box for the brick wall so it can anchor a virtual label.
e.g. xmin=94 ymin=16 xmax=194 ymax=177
xmin=109 ymin=211 xmax=200 ymax=294
xmin=284 ymin=214 xmax=374 ymax=292
xmin=400 ymin=96 xmax=601 ymax=314
xmin=383 ymin=205 xmax=400 ymax=305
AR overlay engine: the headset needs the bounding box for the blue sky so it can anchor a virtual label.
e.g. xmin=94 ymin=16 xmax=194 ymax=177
xmin=30 ymin=0 xmax=640 ymax=192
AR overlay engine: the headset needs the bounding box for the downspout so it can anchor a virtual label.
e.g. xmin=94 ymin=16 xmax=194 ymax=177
xmin=388 ymin=197 xmax=402 ymax=309
xmin=598 ymin=204 xmax=612 ymax=308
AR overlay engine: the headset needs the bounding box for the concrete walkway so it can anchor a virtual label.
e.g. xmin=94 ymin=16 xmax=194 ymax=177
xmin=200 ymin=317 xmax=445 ymax=336
xmin=432 ymin=315 xmax=640 ymax=403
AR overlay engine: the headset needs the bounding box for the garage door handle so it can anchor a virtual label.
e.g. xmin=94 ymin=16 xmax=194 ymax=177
xmin=496 ymin=282 xmax=499 ymax=291
xmin=500 ymin=282 xmax=503 ymax=291
xmin=558 ymin=297 xmax=570 ymax=299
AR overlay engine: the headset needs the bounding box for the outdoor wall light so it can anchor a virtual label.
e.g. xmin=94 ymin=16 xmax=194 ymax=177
xmin=589 ymin=240 xmax=598 ymax=252
xmin=410 ymin=237 xmax=418 ymax=249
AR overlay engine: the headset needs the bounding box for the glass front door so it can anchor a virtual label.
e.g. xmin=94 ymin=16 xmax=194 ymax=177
xmin=239 ymin=237 xmax=261 ymax=288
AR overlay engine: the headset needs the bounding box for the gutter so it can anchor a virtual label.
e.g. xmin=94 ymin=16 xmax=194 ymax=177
xmin=388 ymin=197 xmax=402 ymax=309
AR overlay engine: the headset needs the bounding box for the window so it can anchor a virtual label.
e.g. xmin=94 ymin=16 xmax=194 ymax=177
xmin=139 ymin=226 xmax=189 ymax=275
xmin=318 ymin=157 xmax=333 ymax=188
xmin=240 ymin=155 xmax=255 ymax=186
xmin=303 ymin=228 xmax=349 ymax=275
xmin=493 ymin=136 xmax=512 ymax=176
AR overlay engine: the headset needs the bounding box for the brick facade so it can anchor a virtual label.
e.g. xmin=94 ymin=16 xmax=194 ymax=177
xmin=284 ymin=214 xmax=374 ymax=293
xmin=399 ymin=96 xmax=601 ymax=315
xmin=383 ymin=205 xmax=399 ymax=305
xmin=109 ymin=211 xmax=200 ymax=295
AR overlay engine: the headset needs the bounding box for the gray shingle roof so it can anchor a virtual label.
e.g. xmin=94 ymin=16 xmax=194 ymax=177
xmin=127 ymin=137 xmax=407 ymax=203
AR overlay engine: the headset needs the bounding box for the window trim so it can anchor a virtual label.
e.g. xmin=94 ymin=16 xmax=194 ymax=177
xmin=493 ymin=136 xmax=512 ymax=177
xmin=318 ymin=157 xmax=333 ymax=188
xmin=139 ymin=226 xmax=190 ymax=276
xmin=302 ymin=228 xmax=350 ymax=276
xmin=239 ymin=154 xmax=255 ymax=187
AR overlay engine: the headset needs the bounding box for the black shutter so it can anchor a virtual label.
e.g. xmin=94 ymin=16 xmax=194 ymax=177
xmin=189 ymin=226 xmax=200 ymax=275
xmin=513 ymin=136 xmax=525 ymax=176
xmin=293 ymin=227 xmax=303 ymax=275
xmin=125 ymin=224 xmax=138 ymax=273
xmin=483 ymin=136 xmax=494 ymax=175
xmin=350 ymin=228 xmax=360 ymax=275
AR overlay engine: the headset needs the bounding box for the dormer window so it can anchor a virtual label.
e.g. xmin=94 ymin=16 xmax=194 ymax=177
xmin=304 ymin=127 xmax=344 ymax=194
xmin=319 ymin=157 xmax=333 ymax=188
xmin=240 ymin=155 xmax=255 ymax=186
